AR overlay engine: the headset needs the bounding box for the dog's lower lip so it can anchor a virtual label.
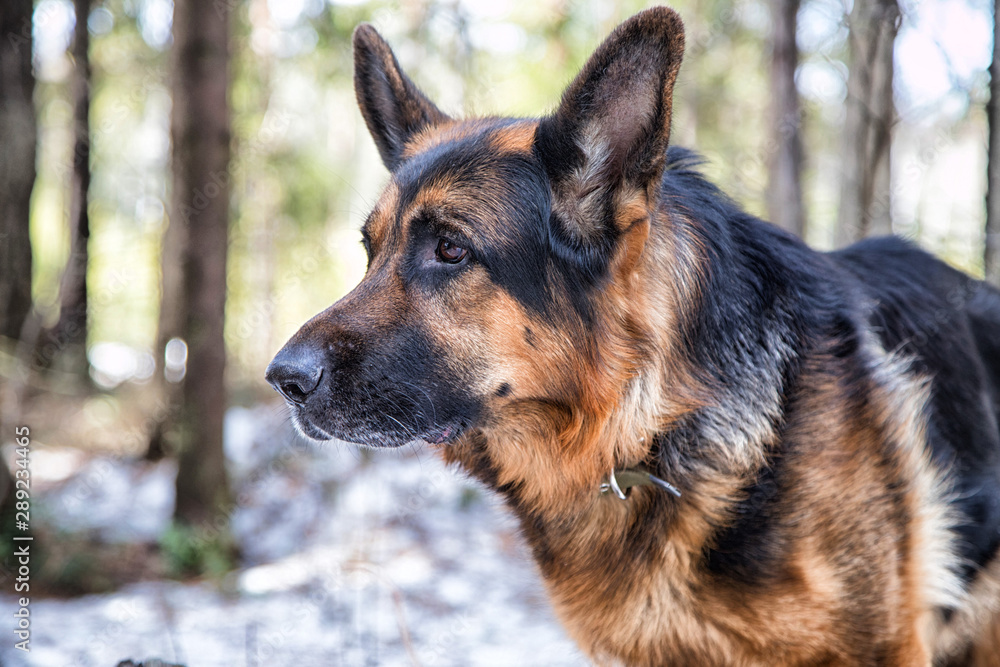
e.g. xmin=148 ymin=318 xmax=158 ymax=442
xmin=294 ymin=412 xmax=333 ymax=441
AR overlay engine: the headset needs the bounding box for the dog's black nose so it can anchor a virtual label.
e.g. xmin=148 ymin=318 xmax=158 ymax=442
xmin=266 ymin=345 xmax=324 ymax=404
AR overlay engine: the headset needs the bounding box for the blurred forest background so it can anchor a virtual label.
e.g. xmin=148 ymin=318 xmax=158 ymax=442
xmin=0 ymin=0 xmax=997 ymax=664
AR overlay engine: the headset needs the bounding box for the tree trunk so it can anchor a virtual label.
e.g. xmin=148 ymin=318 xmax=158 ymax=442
xmin=0 ymin=0 xmax=37 ymax=344
xmin=766 ymin=0 xmax=805 ymax=237
xmin=986 ymin=0 xmax=1000 ymax=286
xmin=168 ymin=0 xmax=232 ymax=528
xmin=836 ymin=0 xmax=899 ymax=246
xmin=43 ymin=0 xmax=92 ymax=376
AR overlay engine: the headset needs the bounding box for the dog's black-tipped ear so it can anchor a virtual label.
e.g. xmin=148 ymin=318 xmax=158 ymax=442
xmin=353 ymin=24 xmax=451 ymax=171
xmin=536 ymin=7 xmax=684 ymax=269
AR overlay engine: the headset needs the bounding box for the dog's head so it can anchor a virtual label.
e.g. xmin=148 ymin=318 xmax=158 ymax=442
xmin=267 ymin=8 xmax=685 ymax=461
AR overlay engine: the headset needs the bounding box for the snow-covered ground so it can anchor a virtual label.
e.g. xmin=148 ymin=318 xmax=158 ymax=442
xmin=1 ymin=406 xmax=585 ymax=666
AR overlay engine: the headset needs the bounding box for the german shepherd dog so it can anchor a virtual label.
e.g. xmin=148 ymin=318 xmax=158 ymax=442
xmin=266 ymin=7 xmax=1000 ymax=665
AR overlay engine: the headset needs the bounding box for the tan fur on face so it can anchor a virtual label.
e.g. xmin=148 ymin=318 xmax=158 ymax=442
xmin=489 ymin=121 xmax=537 ymax=155
xmin=363 ymin=180 xmax=400 ymax=260
xmin=401 ymin=118 xmax=537 ymax=162
xmin=430 ymin=247 xmax=663 ymax=517
xmin=434 ymin=190 xmax=709 ymax=520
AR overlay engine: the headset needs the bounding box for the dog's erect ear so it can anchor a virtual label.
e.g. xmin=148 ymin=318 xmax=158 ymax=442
xmin=536 ymin=8 xmax=685 ymax=270
xmin=353 ymin=25 xmax=451 ymax=171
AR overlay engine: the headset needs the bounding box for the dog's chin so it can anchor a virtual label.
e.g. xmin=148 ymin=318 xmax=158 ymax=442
xmin=291 ymin=414 xmax=336 ymax=442
xmin=291 ymin=410 xmax=468 ymax=449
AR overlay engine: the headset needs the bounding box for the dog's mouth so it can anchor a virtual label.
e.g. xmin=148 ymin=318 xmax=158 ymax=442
xmin=288 ymin=403 xmax=468 ymax=449
xmin=267 ymin=340 xmax=482 ymax=449
xmin=290 ymin=411 xmax=335 ymax=442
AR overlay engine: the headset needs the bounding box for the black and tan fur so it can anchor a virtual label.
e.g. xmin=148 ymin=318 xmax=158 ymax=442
xmin=267 ymin=8 xmax=1000 ymax=665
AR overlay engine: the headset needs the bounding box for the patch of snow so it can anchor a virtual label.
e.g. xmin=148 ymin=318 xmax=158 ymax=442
xmin=4 ymin=404 xmax=585 ymax=665
xmin=41 ymin=456 xmax=177 ymax=543
xmin=24 ymin=445 xmax=86 ymax=484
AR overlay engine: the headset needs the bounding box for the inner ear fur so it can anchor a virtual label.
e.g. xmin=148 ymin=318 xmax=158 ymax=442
xmin=536 ymin=7 xmax=685 ymax=266
xmin=353 ymin=24 xmax=451 ymax=171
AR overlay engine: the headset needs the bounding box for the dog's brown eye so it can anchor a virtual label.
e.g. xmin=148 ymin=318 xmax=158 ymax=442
xmin=436 ymin=238 xmax=468 ymax=264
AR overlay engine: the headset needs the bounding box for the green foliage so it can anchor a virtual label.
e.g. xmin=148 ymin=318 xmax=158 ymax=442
xmin=159 ymin=520 xmax=237 ymax=579
xmin=41 ymin=547 xmax=114 ymax=596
